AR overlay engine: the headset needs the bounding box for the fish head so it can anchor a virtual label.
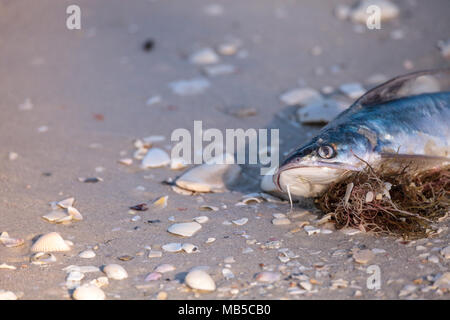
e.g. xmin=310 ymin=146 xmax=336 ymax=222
xmin=274 ymin=127 xmax=373 ymax=197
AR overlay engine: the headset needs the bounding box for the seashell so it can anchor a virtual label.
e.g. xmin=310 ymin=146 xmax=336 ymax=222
xmin=193 ymin=216 xmax=209 ymax=224
xmin=222 ymin=268 xmax=235 ymax=280
xmin=255 ymin=271 xmax=281 ymax=283
xmin=141 ymin=148 xmax=170 ymax=168
xmin=148 ymin=250 xmax=163 ymax=258
xmin=167 ymin=222 xmax=202 ymax=237
xmin=72 ymin=284 xmax=105 ymax=300
xmin=304 ymin=225 xmax=321 ymax=236
xmin=171 ymin=185 xmax=194 ymax=195
xmin=103 ymin=264 xmax=128 ymax=280
xmin=272 ymin=218 xmax=291 ymax=225
xmin=78 ymin=249 xmax=96 ymax=259
xmin=184 ymin=269 xmax=216 ymax=292
xmin=205 ymin=237 xmax=216 ymax=244
xmin=42 ymin=211 xmax=71 ymax=223
xmin=232 ymin=218 xmax=248 ymax=226
xmin=31 ymin=232 xmax=71 ymax=252
xmin=175 ymin=154 xmax=241 ymax=193
xmin=0 ymin=290 xmax=18 ymax=300
xmin=181 ymin=243 xmax=198 ymax=253
xmin=0 ymin=263 xmax=16 ymax=270
xmin=154 ymin=264 xmax=176 ymax=273
xmin=144 ymin=272 xmax=162 ymax=281
xmin=57 ymin=197 xmax=75 ymax=209
xmin=90 ymin=276 xmax=109 ymax=288
xmin=0 ymin=232 xmax=25 ymax=248
xmin=236 ymin=197 xmax=261 ymax=206
xmin=199 ymin=205 xmax=218 ymax=211
xmin=365 ymin=191 xmax=374 ymax=203
xmin=118 ymin=158 xmax=133 ymax=166
xmin=67 ymin=206 xmax=83 ymax=221
xmin=189 ymin=48 xmax=220 ymax=65
xmin=66 ymin=271 xmax=84 ymax=282
xmin=153 ymin=195 xmax=168 ymax=209
xmin=30 ymin=252 xmax=57 ymax=265
xmin=162 ymin=243 xmax=183 ymax=253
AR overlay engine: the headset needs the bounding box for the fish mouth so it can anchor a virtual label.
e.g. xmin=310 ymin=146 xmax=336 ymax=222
xmin=273 ymin=162 xmax=357 ymax=196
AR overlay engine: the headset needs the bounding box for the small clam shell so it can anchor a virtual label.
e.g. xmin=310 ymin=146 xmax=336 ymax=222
xmin=31 ymin=232 xmax=71 ymax=252
xmin=167 ymin=222 xmax=202 ymax=237
xmin=222 ymin=268 xmax=235 ymax=280
xmin=141 ymin=148 xmax=170 ymax=168
xmin=181 ymin=243 xmax=198 ymax=253
xmin=144 ymin=272 xmax=162 ymax=281
xmin=78 ymin=249 xmax=96 ymax=259
xmin=57 ymin=197 xmax=75 ymax=209
xmin=103 ymin=264 xmax=128 ymax=280
xmin=72 ymin=284 xmax=105 ymax=300
xmin=162 ymin=243 xmax=183 ymax=252
xmin=154 ymin=264 xmax=176 ymax=273
xmin=67 ymin=206 xmax=83 ymax=221
xmin=0 ymin=290 xmax=18 ymax=300
xmin=199 ymin=205 xmax=219 ymax=211
xmin=42 ymin=211 xmax=70 ymax=223
xmin=184 ymin=269 xmax=216 ymax=292
xmin=365 ymin=191 xmax=374 ymax=203
xmin=193 ymin=216 xmax=209 ymax=224
xmin=118 ymin=158 xmax=133 ymax=166
xmin=232 ymin=218 xmax=248 ymax=226
xmin=30 ymin=252 xmax=57 ymax=265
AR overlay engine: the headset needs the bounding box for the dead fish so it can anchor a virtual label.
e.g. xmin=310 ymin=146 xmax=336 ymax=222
xmin=274 ymin=69 xmax=450 ymax=197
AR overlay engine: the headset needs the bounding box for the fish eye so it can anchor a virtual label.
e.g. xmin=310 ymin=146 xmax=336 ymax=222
xmin=317 ymin=145 xmax=335 ymax=159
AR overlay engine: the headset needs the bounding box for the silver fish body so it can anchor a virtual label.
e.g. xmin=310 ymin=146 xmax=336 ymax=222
xmin=274 ymin=69 xmax=450 ymax=198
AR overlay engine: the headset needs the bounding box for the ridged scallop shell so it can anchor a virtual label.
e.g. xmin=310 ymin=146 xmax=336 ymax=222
xmin=30 ymin=232 xmax=71 ymax=252
xmin=72 ymin=284 xmax=105 ymax=300
xmin=103 ymin=264 xmax=128 ymax=280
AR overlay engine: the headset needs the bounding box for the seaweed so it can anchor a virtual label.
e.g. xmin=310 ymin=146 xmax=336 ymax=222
xmin=317 ymin=164 xmax=450 ymax=239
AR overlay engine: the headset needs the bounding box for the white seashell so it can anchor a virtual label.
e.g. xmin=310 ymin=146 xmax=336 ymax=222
xmin=30 ymin=252 xmax=57 ymax=265
xmin=181 ymin=243 xmax=198 ymax=253
xmin=57 ymin=197 xmax=75 ymax=209
xmin=66 ymin=271 xmax=84 ymax=282
xmin=205 ymin=237 xmax=216 ymax=244
xmin=222 ymin=268 xmax=235 ymax=280
xmin=162 ymin=243 xmax=183 ymax=252
xmin=189 ymin=48 xmax=220 ymax=65
xmin=42 ymin=211 xmax=70 ymax=223
xmin=304 ymin=226 xmax=321 ymax=236
xmin=141 ymin=148 xmax=170 ymax=168
xmin=0 ymin=263 xmax=16 ymax=270
xmin=90 ymin=276 xmax=109 ymax=288
xmin=103 ymin=264 xmax=128 ymax=280
xmin=67 ymin=206 xmax=83 ymax=221
xmin=175 ymin=154 xmax=241 ymax=193
xmin=279 ymin=87 xmax=322 ymax=106
xmin=167 ymin=222 xmax=202 ymax=237
xmin=255 ymin=271 xmax=281 ymax=283
xmin=8 ymin=152 xmax=18 ymax=161
xmin=0 ymin=290 xmax=18 ymax=300
xmin=169 ymin=78 xmax=211 ymax=96
xmin=72 ymin=284 xmax=105 ymax=300
xmin=153 ymin=195 xmax=168 ymax=208
xmin=193 ymin=216 xmax=209 ymax=224
xmin=199 ymin=205 xmax=219 ymax=211
xmin=144 ymin=272 xmax=162 ymax=281
xmin=31 ymin=232 xmax=71 ymax=252
xmin=0 ymin=232 xmax=24 ymax=248
xmin=78 ymin=249 xmax=96 ymax=259
xmin=232 ymin=218 xmax=248 ymax=226
xmin=118 ymin=158 xmax=133 ymax=166
xmin=148 ymin=250 xmax=163 ymax=258
xmin=154 ymin=264 xmax=176 ymax=273
xmin=185 ymin=269 xmax=216 ymax=291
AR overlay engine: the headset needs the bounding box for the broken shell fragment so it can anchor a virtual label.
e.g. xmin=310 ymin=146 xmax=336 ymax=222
xmin=255 ymin=271 xmax=281 ymax=283
xmin=175 ymin=154 xmax=241 ymax=193
xmin=154 ymin=264 xmax=176 ymax=273
xmin=78 ymin=249 xmax=96 ymax=259
xmin=181 ymin=243 xmax=198 ymax=253
xmin=30 ymin=252 xmax=57 ymax=265
xmin=42 ymin=211 xmax=70 ymax=223
xmin=167 ymin=222 xmax=202 ymax=237
xmin=145 ymin=272 xmax=162 ymax=281
xmin=0 ymin=232 xmax=25 ymax=248
xmin=153 ymin=196 xmax=168 ymax=209
xmin=185 ymin=269 xmax=216 ymax=292
xmin=103 ymin=264 xmax=128 ymax=280
xmin=141 ymin=148 xmax=170 ymax=168
xmin=31 ymin=232 xmax=71 ymax=252
xmin=0 ymin=290 xmax=18 ymax=300
xmin=72 ymin=284 xmax=105 ymax=300
xmin=57 ymin=197 xmax=75 ymax=209
xmin=162 ymin=243 xmax=183 ymax=252
xmin=193 ymin=216 xmax=209 ymax=224
xmin=67 ymin=206 xmax=83 ymax=221
xmin=232 ymin=218 xmax=248 ymax=226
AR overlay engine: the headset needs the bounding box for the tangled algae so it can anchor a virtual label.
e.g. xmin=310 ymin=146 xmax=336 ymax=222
xmin=317 ymin=164 xmax=449 ymax=239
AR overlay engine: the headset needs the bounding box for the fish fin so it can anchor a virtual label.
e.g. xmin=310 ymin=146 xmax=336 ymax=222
xmin=379 ymin=153 xmax=450 ymax=173
xmin=355 ymin=68 xmax=450 ymax=108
